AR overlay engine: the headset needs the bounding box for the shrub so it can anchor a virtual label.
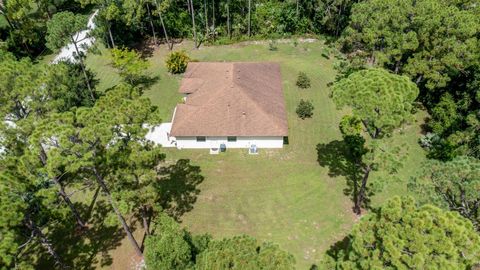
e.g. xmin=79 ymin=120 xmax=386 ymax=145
xmin=296 ymin=99 xmax=314 ymax=119
xmin=166 ymin=50 xmax=190 ymax=74
xmin=296 ymin=72 xmax=311 ymax=89
xmin=268 ymin=39 xmax=278 ymax=51
xmin=110 ymin=47 xmax=149 ymax=85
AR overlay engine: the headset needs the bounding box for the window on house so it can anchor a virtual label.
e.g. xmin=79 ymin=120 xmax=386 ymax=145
xmin=227 ymin=136 xmax=237 ymax=142
xmin=196 ymin=136 xmax=206 ymax=142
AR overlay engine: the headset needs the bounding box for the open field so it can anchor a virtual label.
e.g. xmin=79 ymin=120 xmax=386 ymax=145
xmin=84 ymin=39 xmax=427 ymax=269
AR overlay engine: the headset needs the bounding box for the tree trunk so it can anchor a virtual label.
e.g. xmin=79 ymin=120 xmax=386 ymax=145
xmin=212 ymin=0 xmax=215 ymax=42
xmin=227 ymin=1 xmax=231 ymax=39
xmin=27 ymin=217 xmax=66 ymax=269
xmin=416 ymin=74 xmax=423 ymax=84
xmin=394 ymin=60 xmax=401 ymax=73
xmin=204 ymin=0 xmax=208 ymax=36
xmin=92 ymin=167 xmax=143 ymax=257
xmin=141 ymin=206 xmax=150 ymax=235
xmin=188 ymin=0 xmax=198 ymax=48
xmin=1 ymin=12 xmax=15 ymax=30
xmin=39 ymin=146 xmax=87 ymax=228
xmin=70 ymin=36 xmax=95 ymax=102
xmin=354 ymin=166 xmax=371 ymax=215
xmin=248 ymin=0 xmax=251 ymax=37
xmin=158 ymin=12 xmax=172 ymax=50
xmin=146 ymin=3 xmax=158 ymax=46
xmin=296 ymin=0 xmax=299 ymax=18
xmin=108 ymin=23 xmax=115 ymax=48
xmin=56 ymin=179 xmax=87 ymax=228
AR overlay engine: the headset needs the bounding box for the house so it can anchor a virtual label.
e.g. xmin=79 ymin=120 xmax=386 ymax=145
xmin=163 ymin=62 xmax=288 ymax=149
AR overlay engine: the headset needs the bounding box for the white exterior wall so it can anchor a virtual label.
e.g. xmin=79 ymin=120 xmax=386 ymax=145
xmin=175 ymin=136 xmax=284 ymax=149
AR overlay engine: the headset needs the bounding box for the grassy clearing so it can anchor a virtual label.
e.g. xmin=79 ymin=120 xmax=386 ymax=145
xmin=84 ymin=40 xmax=426 ymax=269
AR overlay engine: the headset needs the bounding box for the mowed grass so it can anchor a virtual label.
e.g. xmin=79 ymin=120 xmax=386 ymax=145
xmin=85 ymin=40 xmax=426 ymax=269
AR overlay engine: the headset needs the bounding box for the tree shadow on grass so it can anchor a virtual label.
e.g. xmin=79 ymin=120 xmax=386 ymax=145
xmin=156 ymin=159 xmax=204 ymax=221
xmin=316 ymin=140 xmax=372 ymax=211
xmin=135 ymin=75 xmax=160 ymax=91
xmin=36 ymin=199 xmax=125 ymax=270
xmin=35 ymin=181 xmax=130 ymax=269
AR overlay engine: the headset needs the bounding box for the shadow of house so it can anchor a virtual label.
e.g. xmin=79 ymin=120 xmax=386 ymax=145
xmin=156 ymin=159 xmax=204 ymax=221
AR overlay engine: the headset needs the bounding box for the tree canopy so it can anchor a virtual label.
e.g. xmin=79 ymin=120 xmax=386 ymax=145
xmin=324 ymin=196 xmax=480 ymax=270
xmin=341 ymin=0 xmax=480 ymax=90
xmin=145 ymin=214 xmax=295 ymax=270
xmin=332 ymin=68 xmax=419 ymax=137
xmin=410 ymin=156 xmax=480 ymax=230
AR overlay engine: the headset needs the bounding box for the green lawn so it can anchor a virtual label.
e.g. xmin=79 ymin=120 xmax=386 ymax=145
xmin=85 ymin=40 xmax=427 ymax=269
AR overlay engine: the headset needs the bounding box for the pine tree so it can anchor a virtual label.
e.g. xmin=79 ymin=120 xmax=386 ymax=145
xmin=332 ymin=68 xmax=419 ymax=214
xmin=410 ymin=156 xmax=480 ymax=230
xmin=324 ymin=196 xmax=480 ymax=269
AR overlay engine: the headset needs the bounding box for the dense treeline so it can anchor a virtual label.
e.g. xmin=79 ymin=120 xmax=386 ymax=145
xmin=1 ymin=0 xmax=357 ymax=57
xmin=338 ymin=0 xmax=480 ymax=162
xmin=84 ymin=0 xmax=357 ymax=48
xmin=328 ymin=0 xmax=480 ymax=231
xmin=0 ymin=0 xmax=85 ymax=57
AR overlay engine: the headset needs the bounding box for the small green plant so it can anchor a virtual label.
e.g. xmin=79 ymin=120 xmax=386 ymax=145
xmin=268 ymin=39 xmax=278 ymax=51
xmin=296 ymin=99 xmax=314 ymax=119
xmin=321 ymin=47 xmax=330 ymax=59
xmin=292 ymin=39 xmax=299 ymax=47
xmin=166 ymin=50 xmax=190 ymax=74
xmin=296 ymin=72 xmax=311 ymax=89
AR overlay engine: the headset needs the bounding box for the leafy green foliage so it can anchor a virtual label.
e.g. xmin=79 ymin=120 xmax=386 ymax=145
xmin=110 ymin=47 xmax=149 ymax=86
xmin=0 ymin=0 xmax=84 ymax=57
xmin=339 ymin=115 xmax=362 ymax=136
xmin=46 ymin=11 xmax=87 ymax=51
xmin=324 ymin=196 xmax=480 ymax=269
xmin=332 ymin=68 xmax=418 ymax=214
xmin=332 ymin=68 xmax=419 ymax=137
xmin=0 ymin=52 xmax=97 ymax=156
xmin=296 ymin=99 xmax=314 ymax=119
xmin=429 ymin=93 xmax=460 ymax=135
xmin=30 ymin=83 xmax=164 ymax=256
xmin=196 ymin=235 xmax=296 ymax=270
xmin=409 ymin=156 xmax=480 ymax=230
xmin=145 ymin=214 xmax=195 ymax=270
xmin=166 ymin=50 xmax=190 ymax=74
xmin=341 ymin=0 xmax=479 ymax=90
xmin=425 ymin=67 xmax=480 ymax=160
xmin=296 ymin=71 xmax=311 ymax=89
xmin=145 ymin=216 xmax=295 ymax=270
xmin=268 ymin=39 xmax=278 ymax=51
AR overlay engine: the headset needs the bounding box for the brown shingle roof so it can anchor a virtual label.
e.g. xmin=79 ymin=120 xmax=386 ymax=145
xmin=170 ymin=62 xmax=288 ymax=137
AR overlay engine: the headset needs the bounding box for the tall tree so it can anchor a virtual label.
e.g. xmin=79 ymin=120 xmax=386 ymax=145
xmin=110 ymin=47 xmax=149 ymax=86
xmin=332 ymin=68 xmax=419 ymax=214
xmin=188 ymin=0 xmax=198 ymax=48
xmin=226 ymin=0 xmax=231 ymax=38
xmin=247 ymin=0 xmax=251 ymax=36
xmin=77 ymin=0 xmax=120 ymax=48
xmin=0 ymin=53 xmax=97 ymax=229
xmin=153 ymin=0 xmax=173 ymax=50
xmin=409 ymin=156 xmax=480 ymax=230
xmin=341 ymin=0 xmax=479 ymax=90
xmin=36 ymin=84 xmax=164 ymax=257
xmin=46 ymin=11 xmax=95 ymax=101
xmin=1 ymin=157 xmax=69 ymax=269
xmin=323 ymin=196 xmax=480 ymax=269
